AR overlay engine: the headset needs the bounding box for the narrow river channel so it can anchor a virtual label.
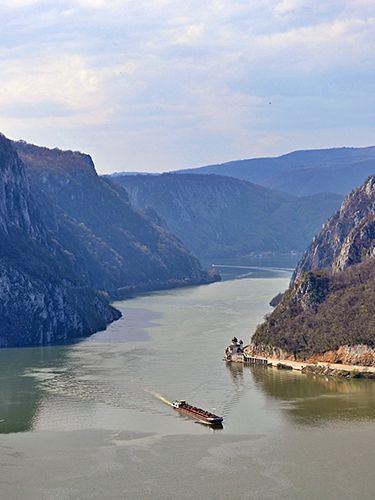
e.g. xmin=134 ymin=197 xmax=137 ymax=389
xmin=0 ymin=268 xmax=374 ymax=499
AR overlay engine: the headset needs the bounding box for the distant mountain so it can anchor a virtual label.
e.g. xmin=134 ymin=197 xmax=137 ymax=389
xmin=14 ymin=141 xmax=217 ymax=299
xmin=175 ymin=146 xmax=375 ymax=196
xmin=111 ymin=173 xmax=342 ymax=261
xmin=250 ymin=176 xmax=375 ymax=366
xmin=0 ymin=134 xmax=120 ymax=347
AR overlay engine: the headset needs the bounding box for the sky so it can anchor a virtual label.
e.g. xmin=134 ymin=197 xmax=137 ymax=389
xmin=0 ymin=0 xmax=374 ymax=174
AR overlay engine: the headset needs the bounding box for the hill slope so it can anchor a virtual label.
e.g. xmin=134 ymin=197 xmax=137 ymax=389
xmin=250 ymin=176 xmax=375 ymax=366
xmin=176 ymin=146 xmax=375 ymax=196
xmin=111 ymin=173 xmax=342 ymax=261
xmin=15 ymin=141 xmax=216 ymax=297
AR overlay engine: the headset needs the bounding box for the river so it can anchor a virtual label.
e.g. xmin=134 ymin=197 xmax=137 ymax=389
xmin=0 ymin=268 xmax=374 ymax=499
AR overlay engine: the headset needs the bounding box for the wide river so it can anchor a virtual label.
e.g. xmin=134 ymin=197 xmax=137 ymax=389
xmin=0 ymin=268 xmax=374 ymax=499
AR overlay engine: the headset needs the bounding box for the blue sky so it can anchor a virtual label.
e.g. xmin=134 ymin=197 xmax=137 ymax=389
xmin=0 ymin=0 xmax=374 ymax=173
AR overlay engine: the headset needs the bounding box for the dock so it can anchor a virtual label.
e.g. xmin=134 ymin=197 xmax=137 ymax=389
xmin=224 ymin=348 xmax=375 ymax=378
xmin=224 ymin=352 xmax=268 ymax=366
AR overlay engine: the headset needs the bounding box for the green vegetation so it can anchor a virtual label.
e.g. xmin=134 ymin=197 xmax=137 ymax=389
xmin=253 ymin=259 xmax=375 ymax=358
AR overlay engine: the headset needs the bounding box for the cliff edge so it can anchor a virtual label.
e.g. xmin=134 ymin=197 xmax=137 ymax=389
xmin=0 ymin=134 xmax=120 ymax=347
xmin=249 ymin=176 xmax=375 ymax=366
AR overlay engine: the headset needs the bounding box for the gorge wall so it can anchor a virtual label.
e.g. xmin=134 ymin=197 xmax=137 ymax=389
xmin=0 ymin=133 xmax=120 ymax=347
xmin=249 ymin=176 xmax=375 ymax=366
xmin=0 ymin=135 xmax=218 ymax=347
xmin=111 ymin=173 xmax=342 ymax=261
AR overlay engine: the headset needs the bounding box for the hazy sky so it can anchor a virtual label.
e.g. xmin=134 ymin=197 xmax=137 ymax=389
xmin=0 ymin=0 xmax=374 ymax=173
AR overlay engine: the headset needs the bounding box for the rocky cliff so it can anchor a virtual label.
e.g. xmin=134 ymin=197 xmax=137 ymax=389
xmin=111 ymin=173 xmax=342 ymax=260
xmin=293 ymin=176 xmax=375 ymax=280
xmin=14 ymin=141 xmax=216 ymax=296
xmin=250 ymin=176 xmax=375 ymax=366
xmin=0 ymin=134 xmax=120 ymax=347
xmin=0 ymin=135 xmax=219 ymax=347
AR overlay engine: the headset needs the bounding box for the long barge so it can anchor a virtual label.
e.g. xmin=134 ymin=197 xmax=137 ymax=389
xmin=172 ymin=400 xmax=223 ymax=426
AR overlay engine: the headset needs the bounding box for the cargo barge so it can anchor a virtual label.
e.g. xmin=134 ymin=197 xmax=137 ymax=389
xmin=172 ymin=400 xmax=223 ymax=426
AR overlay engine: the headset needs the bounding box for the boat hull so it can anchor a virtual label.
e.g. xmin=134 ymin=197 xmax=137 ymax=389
xmin=172 ymin=401 xmax=223 ymax=426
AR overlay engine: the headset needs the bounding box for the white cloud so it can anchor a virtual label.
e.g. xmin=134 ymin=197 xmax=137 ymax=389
xmin=274 ymin=0 xmax=304 ymax=16
xmin=0 ymin=0 xmax=41 ymax=6
xmin=0 ymin=0 xmax=374 ymax=171
xmin=0 ymin=55 xmax=101 ymax=110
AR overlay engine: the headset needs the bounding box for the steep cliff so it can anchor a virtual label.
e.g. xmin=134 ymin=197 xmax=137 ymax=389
xmin=15 ymin=141 xmax=215 ymax=296
xmin=250 ymin=176 xmax=375 ymax=366
xmin=111 ymin=173 xmax=342 ymax=260
xmin=292 ymin=176 xmax=375 ymax=280
xmin=0 ymin=134 xmax=120 ymax=347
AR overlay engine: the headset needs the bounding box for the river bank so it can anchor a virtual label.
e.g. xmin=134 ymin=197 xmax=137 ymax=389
xmin=230 ymin=351 xmax=375 ymax=379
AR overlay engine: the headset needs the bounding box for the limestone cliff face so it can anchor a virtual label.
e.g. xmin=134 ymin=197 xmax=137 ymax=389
xmin=0 ymin=134 xmax=38 ymax=237
xmin=293 ymin=176 xmax=375 ymax=281
xmin=251 ymin=176 xmax=375 ymax=366
xmin=14 ymin=141 xmax=216 ymax=296
xmin=0 ymin=134 xmax=120 ymax=347
xmin=1 ymin=136 xmax=216 ymax=347
xmin=0 ymin=263 xmax=119 ymax=347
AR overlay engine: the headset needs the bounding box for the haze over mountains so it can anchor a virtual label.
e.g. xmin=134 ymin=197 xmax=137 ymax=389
xmin=15 ymin=141 xmax=215 ymax=296
xmin=2 ymin=134 xmax=374 ymax=348
xmin=112 ymin=173 xmax=342 ymax=261
xmin=0 ymin=134 xmax=217 ymax=347
xmin=175 ymin=146 xmax=375 ymax=196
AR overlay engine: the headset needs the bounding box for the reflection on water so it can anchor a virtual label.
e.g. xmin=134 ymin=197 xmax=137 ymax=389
xmin=1 ymin=271 xmax=375 ymax=436
xmin=250 ymin=365 xmax=375 ymax=424
xmin=1 ymin=272 xmax=375 ymax=499
xmin=0 ymin=346 xmax=69 ymax=433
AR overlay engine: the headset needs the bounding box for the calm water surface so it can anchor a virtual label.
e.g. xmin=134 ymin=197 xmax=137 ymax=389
xmin=0 ymin=268 xmax=374 ymax=499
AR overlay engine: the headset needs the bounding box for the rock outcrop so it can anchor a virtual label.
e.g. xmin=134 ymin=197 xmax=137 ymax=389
xmin=293 ymin=176 xmax=375 ymax=281
xmin=250 ymin=176 xmax=375 ymax=366
xmin=0 ymin=134 xmax=120 ymax=347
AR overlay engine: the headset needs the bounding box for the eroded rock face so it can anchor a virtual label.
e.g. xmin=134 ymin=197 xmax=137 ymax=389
xmin=0 ymin=134 xmax=120 ymax=347
xmin=0 ymin=134 xmax=37 ymax=236
xmin=294 ymin=272 xmax=330 ymax=312
xmin=307 ymin=345 xmax=375 ymax=367
xmin=293 ymin=176 xmax=375 ymax=282
xmin=0 ymin=262 xmax=120 ymax=347
xmin=334 ymin=216 xmax=375 ymax=271
xmin=250 ymin=176 xmax=375 ymax=366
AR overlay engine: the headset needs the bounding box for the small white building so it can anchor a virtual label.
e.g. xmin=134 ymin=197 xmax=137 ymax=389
xmin=224 ymin=337 xmax=244 ymax=360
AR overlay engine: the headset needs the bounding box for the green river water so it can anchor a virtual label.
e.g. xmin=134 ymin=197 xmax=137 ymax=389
xmin=0 ymin=268 xmax=374 ymax=499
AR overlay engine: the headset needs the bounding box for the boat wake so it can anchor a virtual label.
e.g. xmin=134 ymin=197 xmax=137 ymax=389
xmin=145 ymin=390 xmax=174 ymax=407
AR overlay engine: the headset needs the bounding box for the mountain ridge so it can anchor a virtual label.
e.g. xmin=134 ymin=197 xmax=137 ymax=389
xmin=14 ymin=140 xmax=217 ymax=297
xmin=111 ymin=172 xmax=342 ymax=261
xmin=0 ymin=134 xmax=219 ymax=347
xmin=163 ymin=145 xmax=375 ymax=196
